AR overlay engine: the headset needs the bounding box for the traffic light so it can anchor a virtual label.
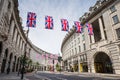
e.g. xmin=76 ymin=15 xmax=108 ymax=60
xmin=58 ymin=56 xmax=62 ymax=62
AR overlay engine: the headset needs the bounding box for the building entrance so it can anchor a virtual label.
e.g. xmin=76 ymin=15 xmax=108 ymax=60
xmin=80 ymin=62 xmax=88 ymax=72
xmin=94 ymin=52 xmax=113 ymax=73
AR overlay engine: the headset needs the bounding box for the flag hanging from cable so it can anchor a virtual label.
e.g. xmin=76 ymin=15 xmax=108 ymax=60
xmin=74 ymin=21 xmax=83 ymax=33
xmin=61 ymin=19 xmax=69 ymax=31
xmin=46 ymin=54 xmax=48 ymax=59
xmin=26 ymin=12 xmax=37 ymax=27
xmin=45 ymin=16 xmax=53 ymax=29
xmin=86 ymin=23 xmax=93 ymax=35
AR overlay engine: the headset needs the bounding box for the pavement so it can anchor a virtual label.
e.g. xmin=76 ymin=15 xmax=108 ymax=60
xmin=0 ymin=72 xmax=30 ymax=80
xmin=0 ymin=71 xmax=120 ymax=80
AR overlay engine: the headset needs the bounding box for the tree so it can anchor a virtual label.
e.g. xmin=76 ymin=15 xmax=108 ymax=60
xmin=28 ymin=59 xmax=33 ymax=69
xmin=35 ymin=62 xmax=40 ymax=68
xmin=56 ymin=63 xmax=61 ymax=71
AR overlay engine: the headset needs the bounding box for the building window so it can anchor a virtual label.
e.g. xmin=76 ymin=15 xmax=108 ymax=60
xmin=116 ymin=28 xmax=120 ymax=39
xmin=78 ymin=38 xmax=80 ymax=43
xmin=83 ymin=43 xmax=86 ymax=50
xmin=8 ymin=1 xmax=11 ymax=9
xmin=89 ymin=35 xmax=92 ymax=43
xmin=75 ymin=48 xmax=77 ymax=54
xmin=112 ymin=15 xmax=119 ymax=24
xmin=79 ymin=46 xmax=81 ymax=52
xmin=110 ymin=5 xmax=116 ymax=13
xmin=82 ymin=34 xmax=85 ymax=41
xmin=75 ymin=40 xmax=76 ymax=45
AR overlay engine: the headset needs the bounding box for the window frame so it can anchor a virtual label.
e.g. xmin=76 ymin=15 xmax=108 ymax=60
xmin=110 ymin=5 xmax=116 ymax=13
xmin=112 ymin=15 xmax=119 ymax=25
xmin=116 ymin=28 xmax=120 ymax=39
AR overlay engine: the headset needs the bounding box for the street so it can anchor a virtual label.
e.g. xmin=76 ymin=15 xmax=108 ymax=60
xmin=26 ymin=71 xmax=120 ymax=80
xmin=0 ymin=71 xmax=120 ymax=80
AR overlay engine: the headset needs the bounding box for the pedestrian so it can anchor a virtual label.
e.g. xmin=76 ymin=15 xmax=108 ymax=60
xmin=21 ymin=67 xmax=25 ymax=80
xmin=7 ymin=67 xmax=10 ymax=74
xmin=35 ymin=68 xmax=37 ymax=74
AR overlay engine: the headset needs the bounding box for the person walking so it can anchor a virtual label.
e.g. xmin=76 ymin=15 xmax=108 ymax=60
xmin=7 ymin=67 xmax=10 ymax=74
xmin=35 ymin=68 xmax=37 ymax=74
xmin=21 ymin=67 xmax=25 ymax=80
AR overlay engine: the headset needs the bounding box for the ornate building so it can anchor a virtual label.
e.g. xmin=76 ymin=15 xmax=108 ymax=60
xmin=61 ymin=0 xmax=120 ymax=74
xmin=0 ymin=0 xmax=58 ymax=73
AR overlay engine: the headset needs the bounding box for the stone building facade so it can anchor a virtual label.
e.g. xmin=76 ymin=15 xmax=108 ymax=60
xmin=61 ymin=0 xmax=120 ymax=74
xmin=0 ymin=0 xmax=58 ymax=73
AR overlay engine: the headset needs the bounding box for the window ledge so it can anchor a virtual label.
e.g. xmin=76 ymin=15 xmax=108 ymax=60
xmin=112 ymin=22 xmax=120 ymax=26
xmin=110 ymin=10 xmax=117 ymax=15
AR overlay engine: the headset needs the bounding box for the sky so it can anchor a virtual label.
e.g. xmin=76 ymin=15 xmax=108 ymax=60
xmin=18 ymin=0 xmax=97 ymax=55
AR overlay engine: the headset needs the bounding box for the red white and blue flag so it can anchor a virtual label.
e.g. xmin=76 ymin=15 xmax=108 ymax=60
xmin=42 ymin=54 xmax=45 ymax=59
xmin=61 ymin=19 xmax=69 ymax=31
xmin=26 ymin=12 xmax=37 ymax=27
xmin=86 ymin=23 xmax=93 ymax=35
xmin=46 ymin=54 xmax=48 ymax=59
xmin=74 ymin=21 xmax=83 ymax=33
xmin=45 ymin=16 xmax=53 ymax=29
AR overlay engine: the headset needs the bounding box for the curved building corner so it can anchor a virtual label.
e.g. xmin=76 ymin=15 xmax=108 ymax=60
xmin=0 ymin=0 xmax=58 ymax=73
xmin=61 ymin=0 xmax=120 ymax=74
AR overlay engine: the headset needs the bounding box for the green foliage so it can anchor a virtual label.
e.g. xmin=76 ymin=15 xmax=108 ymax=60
xmin=28 ymin=59 xmax=33 ymax=66
xmin=56 ymin=63 xmax=61 ymax=71
xmin=36 ymin=62 xmax=40 ymax=67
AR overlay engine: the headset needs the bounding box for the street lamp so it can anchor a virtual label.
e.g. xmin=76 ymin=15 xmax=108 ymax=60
xmin=58 ymin=56 xmax=62 ymax=72
xmin=53 ymin=59 xmax=54 ymax=72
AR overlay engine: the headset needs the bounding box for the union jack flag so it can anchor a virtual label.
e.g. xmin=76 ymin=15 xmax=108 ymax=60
xmin=36 ymin=54 xmax=40 ymax=59
xmin=74 ymin=21 xmax=83 ymax=33
xmin=42 ymin=54 xmax=45 ymax=59
xmin=61 ymin=19 xmax=69 ymax=31
xmin=50 ymin=54 xmax=54 ymax=59
xmin=86 ymin=23 xmax=93 ymax=35
xmin=26 ymin=12 xmax=37 ymax=27
xmin=45 ymin=16 xmax=53 ymax=29
xmin=46 ymin=54 xmax=48 ymax=59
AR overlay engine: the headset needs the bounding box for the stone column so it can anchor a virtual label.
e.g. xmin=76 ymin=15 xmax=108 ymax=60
xmin=71 ymin=58 xmax=74 ymax=69
xmin=67 ymin=60 xmax=70 ymax=70
xmin=78 ymin=56 xmax=80 ymax=73
xmin=91 ymin=61 xmax=95 ymax=73
xmin=98 ymin=17 xmax=105 ymax=40
xmin=91 ymin=35 xmax=95 ymax=43
xmin=88 ymin=61 xmax=92 ymax=73
xmin=71 ymin=58 xmax=74 ymax=71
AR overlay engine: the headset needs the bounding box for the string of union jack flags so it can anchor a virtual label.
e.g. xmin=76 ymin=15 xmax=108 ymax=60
xmin=27 ymin=12 xmax=93 ymax=35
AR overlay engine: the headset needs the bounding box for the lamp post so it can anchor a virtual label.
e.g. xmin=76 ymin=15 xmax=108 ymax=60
xmin=58 ymin=55 xmax=62 ymax=73
xmin=53 ymin=59 xmax=54 ymax=72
